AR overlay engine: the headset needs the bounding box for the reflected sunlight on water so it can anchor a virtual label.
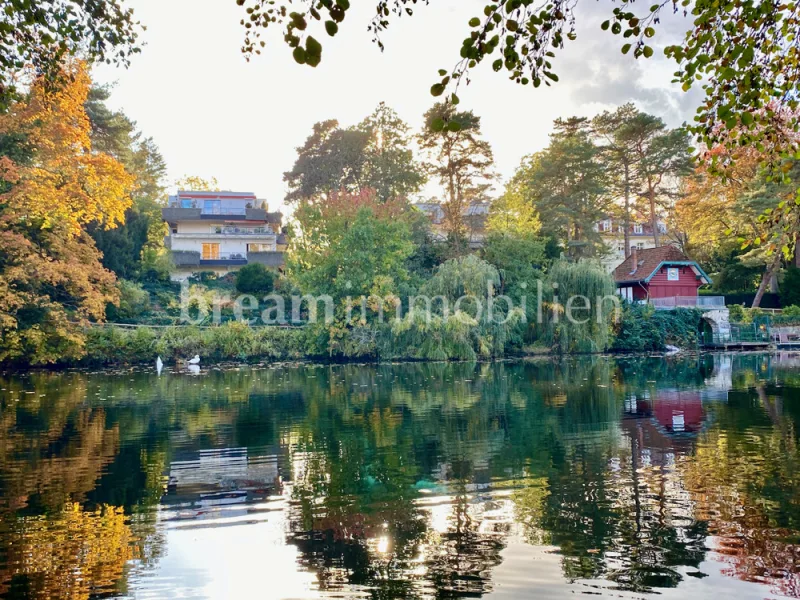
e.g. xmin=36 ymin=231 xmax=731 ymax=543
xmin=1 ymin=352 xmax=800 ymax=599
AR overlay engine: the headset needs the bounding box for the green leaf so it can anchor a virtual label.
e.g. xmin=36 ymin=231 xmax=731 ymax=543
xmin=431 ymin=83 xmax=445 ymax=97
xmin=622 ymin=43 xmax=632 ymax=54
xmin=447 ymin=121 xmax=462 ymax=132
xmin=293 ymin=46 xmax=306 ymax=64
xmin=642 ymin=45 xmax=654 ymax=58
xmin=469 ymin=17 xmax=481 ymax=27
xmin=644 ymin=26 xmax=655 ymax=37
xmin=325 ymin=20 xmax=338 ymax=36
xmin=451 ymin=93 xmax=460 ymax=105
xmin=431 ymin=117 xmax=445 ymax=132
xmin=741 ymin=111 xmax=754 ymax=126
xmin=611 ymin=22 xmax=621 ymax=34
xmin=438 ymin=69 xmax=448 ymax=76
xmin=336 ymin=0 xmax=350 ymax=9
xmin=601 ymin=20 xmax=610 ymax=30
xmin=305 ymin=36 xmax=322 ymax=66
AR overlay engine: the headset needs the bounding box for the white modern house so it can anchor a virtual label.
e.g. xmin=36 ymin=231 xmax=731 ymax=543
xmin=162 ymin=191 xmax=286 ymax=281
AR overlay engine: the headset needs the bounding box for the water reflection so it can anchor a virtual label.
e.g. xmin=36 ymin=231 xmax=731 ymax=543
xmin=0 ymin=353 xmax=799 ymax=599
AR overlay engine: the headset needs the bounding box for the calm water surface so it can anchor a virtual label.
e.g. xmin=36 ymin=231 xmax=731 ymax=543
xmin=1 ymin=353 xmax=800 ymax=599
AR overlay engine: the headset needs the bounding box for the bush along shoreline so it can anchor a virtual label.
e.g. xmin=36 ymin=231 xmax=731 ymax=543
xmin=6 ymin=303 xmax=706 ymax=369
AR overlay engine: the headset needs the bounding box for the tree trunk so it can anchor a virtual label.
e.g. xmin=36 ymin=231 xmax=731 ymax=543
xmin=770 ymin=270 xmax=780 ymax=294
xmin=623 ymin=161 xmax=631 ymax=257
xmin=795 ymin=232 xmax=800 ymax=268
xmin=648 ymin=178 xmax=660 ymax=247
xmin=752 ymin=251 xmax=783 ymax=308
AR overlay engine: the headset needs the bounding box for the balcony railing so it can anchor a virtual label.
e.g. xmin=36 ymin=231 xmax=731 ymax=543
xmin=650 ymin=296 xmax=725 ymax=310
xmin=201 ymin=207 xmax=247 ymax=216
xmin=201 ymin=251 xmax=247 ymax=261
xmin=211 ymin=226 xmax=272 ymax=235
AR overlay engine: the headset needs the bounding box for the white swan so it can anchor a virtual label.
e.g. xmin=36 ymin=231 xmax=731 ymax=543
xmin=156 ymin=356 xmax=163 ymax=375
xmin=188 ymin=355 xmax=200 ymax=365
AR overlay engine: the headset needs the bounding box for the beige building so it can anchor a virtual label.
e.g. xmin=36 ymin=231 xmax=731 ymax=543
xmin=596 ymin=217 xmax=671 ymax=272
xmin=162 ymin=191 xmax=286 ymax=281
xmin=414 ymin=201 xmax=491 ymax=249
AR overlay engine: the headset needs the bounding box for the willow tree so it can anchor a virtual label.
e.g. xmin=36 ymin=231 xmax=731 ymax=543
xmin=537 ymin=260 xmax=617 ymax=354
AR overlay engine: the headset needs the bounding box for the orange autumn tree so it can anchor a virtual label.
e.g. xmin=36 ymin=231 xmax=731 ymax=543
xmin=0 ymin=62 xmax=135 ymax=364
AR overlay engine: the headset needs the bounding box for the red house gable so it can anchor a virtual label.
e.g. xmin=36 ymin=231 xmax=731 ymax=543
xmin=613 ymin=246 xmax=712 ymax=301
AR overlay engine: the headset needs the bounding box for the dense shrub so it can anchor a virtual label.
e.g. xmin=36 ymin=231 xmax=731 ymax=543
xmin=612 ymin=305 xmax=703 ymax=351
xmin=235 ymin=263 xmax=277 ymax=295
xmin=782 ymin=267 xmax=800 ymax=308
xmin=106 ymin=279 xmax=151 ymax=322
xmin=81 ymin=322 xmax=310 ymax=366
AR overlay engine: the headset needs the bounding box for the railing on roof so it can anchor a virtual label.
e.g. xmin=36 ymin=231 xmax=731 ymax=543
xmin=650 ymin=296 xmax=725 ymax=310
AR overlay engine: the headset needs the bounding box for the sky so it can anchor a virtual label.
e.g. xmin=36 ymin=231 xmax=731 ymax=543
xmin=94 ymin=0 xmax=702 ymax=215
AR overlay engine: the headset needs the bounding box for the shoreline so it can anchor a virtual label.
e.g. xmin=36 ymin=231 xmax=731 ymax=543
xmin=2 ymin=346 xmax=790 ymax=376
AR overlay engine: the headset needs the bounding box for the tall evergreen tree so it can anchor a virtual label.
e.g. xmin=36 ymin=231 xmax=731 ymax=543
xmin=84 ymin=86 xmax=168 ymax=281
xmin=627 ymin=114 xmax=692 ymax=247
xmin=418 ymin=103 xmax=495 ymax=252
xmin=511 ymin=117 xmax=610 ymax=258
xmin=592 ymin=104 xmax=643 ymax=258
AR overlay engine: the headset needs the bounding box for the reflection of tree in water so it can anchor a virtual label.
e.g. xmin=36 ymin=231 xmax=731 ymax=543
xmin=1 ymin=354 xmax=800 ymax=598
xmin=682 ymin=383 xmax=800 ymax=598
xmin=0 ymin=375 xmax=119 ymax=513
xmin=0 ymin=503 xmax=135 ymax=599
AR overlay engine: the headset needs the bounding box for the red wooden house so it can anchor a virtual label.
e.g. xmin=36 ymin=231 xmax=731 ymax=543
xmin=613 ymin=246 xmax=712 ymax=303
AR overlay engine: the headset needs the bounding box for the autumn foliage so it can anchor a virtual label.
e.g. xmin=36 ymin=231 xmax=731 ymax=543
xmin=0 ymin=63 xmax=134 ymax=364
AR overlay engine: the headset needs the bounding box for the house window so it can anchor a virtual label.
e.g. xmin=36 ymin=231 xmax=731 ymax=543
xmin=202 ymin=243 xmax=220 ymax=260
xmin=658 ymin=222 xmax=667 ymax=234
xmin=247 ymin=243 xmax=273 ymax=253
xmin=667 ymin=267 xmax=679 ymax=281
xmin=636 ymin=242 xmax=645 ymax=249
xmin=633 ymin=223 xmax=643 ymax=234
xmin=181 ymin=199 xmax=193 ymax=208
xmin=598 ymin=219 xmax=611 ymax=232
xmin=203 ymin=200 xmax=221 ymax=215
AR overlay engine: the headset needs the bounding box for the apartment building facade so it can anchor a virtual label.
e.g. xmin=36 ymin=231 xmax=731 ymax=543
xmin=596 ymin=217 xmax=671 ymax=272
xmin=162 ymin=191 xmax=286 ymax=281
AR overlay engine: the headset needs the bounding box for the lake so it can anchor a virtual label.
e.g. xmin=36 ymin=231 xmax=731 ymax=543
xmin=1 ymin=353 xmax=800 ymax=599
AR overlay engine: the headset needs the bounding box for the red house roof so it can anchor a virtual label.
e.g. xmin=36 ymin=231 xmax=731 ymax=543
xmin=613 ymin=246 xmax=712 ymax=285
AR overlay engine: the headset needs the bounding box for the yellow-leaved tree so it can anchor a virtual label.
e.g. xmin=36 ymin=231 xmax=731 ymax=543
xmin=0 ymin=62 xmax=135 ymax=365
xmin=0 ymin=62 xmax=133 ymax=233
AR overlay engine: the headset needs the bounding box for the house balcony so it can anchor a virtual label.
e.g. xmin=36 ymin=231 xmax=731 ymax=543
xmin=169 ymin=250 xmax=284 ymax=269
xmin=650 ymin=296 xmax=725 ymax=310
xmin=170 ymin=228 xmax=277 ymax=240
xmin=162 ymin=207 xmax=271 ymax=222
